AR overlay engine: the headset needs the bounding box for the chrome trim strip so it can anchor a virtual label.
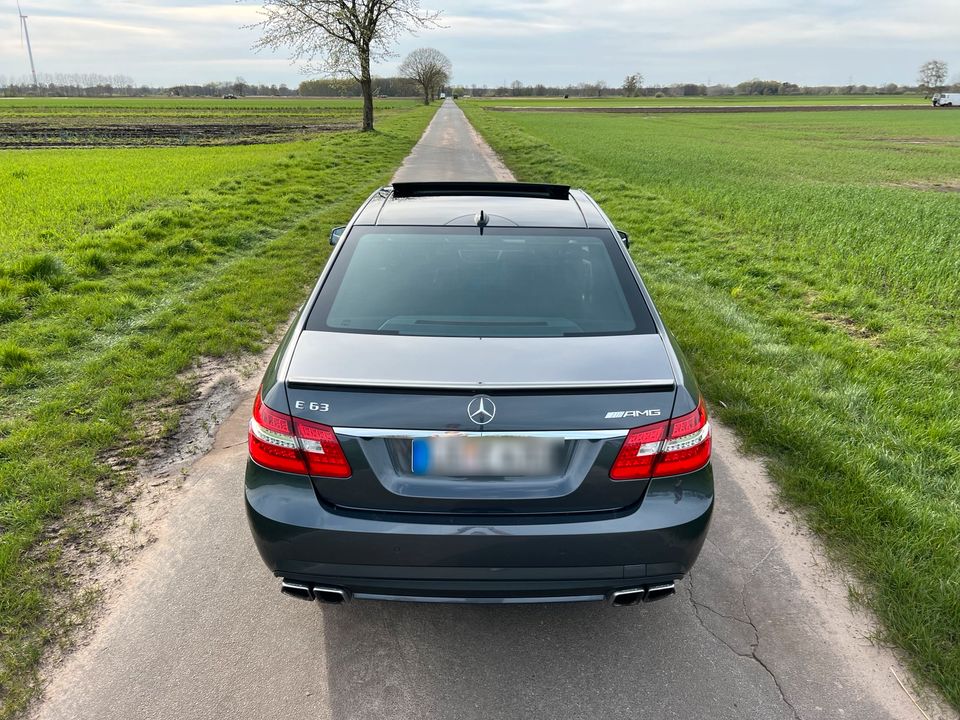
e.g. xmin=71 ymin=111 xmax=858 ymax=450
xmin=332 ymin=427 xmax=630 ymax=440
xmin=287 ymin=377 xmax=676 ymax=391
xmin=352 ymin=592 xmax=605 ymax=604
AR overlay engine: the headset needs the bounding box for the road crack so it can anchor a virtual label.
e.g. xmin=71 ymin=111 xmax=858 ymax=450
xmin=687 ymin=562 xmax=801 ymax=720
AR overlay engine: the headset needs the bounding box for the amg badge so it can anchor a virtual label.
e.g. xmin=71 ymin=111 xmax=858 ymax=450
xmin=605 ymin=410 xmax=662 ymax=419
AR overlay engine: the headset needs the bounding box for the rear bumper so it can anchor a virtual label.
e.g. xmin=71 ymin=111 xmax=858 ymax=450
xmin=244 ymin=461 xmax=713 ymax=602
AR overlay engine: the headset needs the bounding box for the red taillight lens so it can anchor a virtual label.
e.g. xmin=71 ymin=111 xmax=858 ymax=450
xmin=610 ymin=399 xmax=711 ymax=481
xmin=653 ymin=400 xmax=711 ymax=477
xmin=249 ymin=391 xmax=306 ymax=474
xmin=293 ymin=417 xmax=351 ymax=479
xmin=248 ymin=390 xmax=351 ymax=478
xmin=609 ymin=420 xmax=668 ymax=480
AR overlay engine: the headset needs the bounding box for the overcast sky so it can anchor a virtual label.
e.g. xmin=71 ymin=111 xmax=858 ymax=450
xmin=1 ymin=0 xmax=957 ymax=88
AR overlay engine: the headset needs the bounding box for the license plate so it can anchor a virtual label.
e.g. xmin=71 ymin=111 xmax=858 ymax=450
xmin=411 ymin=436 xmax=563 ymax=477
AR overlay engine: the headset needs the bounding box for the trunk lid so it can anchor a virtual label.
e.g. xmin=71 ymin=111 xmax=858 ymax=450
xmin=285 ymin=331 xmax=677 ymax=515
xmin=286 ymin=331 xmax=675 ymax=392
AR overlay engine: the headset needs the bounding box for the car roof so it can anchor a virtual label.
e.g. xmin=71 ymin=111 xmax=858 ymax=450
xmin=352 ymin=182 xmax=609 ymax=229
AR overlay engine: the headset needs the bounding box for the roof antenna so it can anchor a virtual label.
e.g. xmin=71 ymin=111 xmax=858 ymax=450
xmin=475 ymin=210 xmax=489 ymax=234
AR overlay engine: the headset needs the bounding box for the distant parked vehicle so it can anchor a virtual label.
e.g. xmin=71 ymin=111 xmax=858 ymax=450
xmin=439 ymin=92 xmax=447 ymax=100
xmin=932 ymin=93 xmax=959 ymax=107
xmin=223 ymin=94 xmax=238 ymax=100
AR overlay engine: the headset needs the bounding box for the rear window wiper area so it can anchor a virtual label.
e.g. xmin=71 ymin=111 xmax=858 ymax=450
xmin=375 ymin=315 xmax=584 ymax=337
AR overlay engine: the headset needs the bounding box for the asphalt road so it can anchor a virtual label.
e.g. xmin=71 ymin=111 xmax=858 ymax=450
xmin=32 ymin=100 xmax=930 ymax=720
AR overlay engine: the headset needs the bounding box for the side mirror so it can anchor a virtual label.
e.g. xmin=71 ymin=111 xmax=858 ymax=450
xmin=330 ymin=226 xmax=346 ymax=245
xmin=617 ymin=230 xmax=630 ymax=247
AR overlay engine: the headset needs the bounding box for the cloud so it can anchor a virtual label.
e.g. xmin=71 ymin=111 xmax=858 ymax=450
xmin=437 ymin=14 xmax=579 ymax=37
xmin=1 ymin=0 xmax=957 ymax=87
xmin=1 ymin=1 xmax=279 ymax=83
xmin=691 ymin=10 xmax=960 ymax=50
xmin=39 ymin=15 xmax=169 ymax=38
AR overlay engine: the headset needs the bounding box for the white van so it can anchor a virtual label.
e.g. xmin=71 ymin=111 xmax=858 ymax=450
xmin=439 ymin=92 xmax=447 ymax=100
xmin=932 ymin=93 xmax=960 ymax=107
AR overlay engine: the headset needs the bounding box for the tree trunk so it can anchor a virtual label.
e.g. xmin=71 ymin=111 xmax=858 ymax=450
xmin=423 ymin=85 xmax=430 ymax=105
xmin=360 ymin=78 xmax=374 ymax=131
xmin=359 ymin=51 xmax=374 ymax=132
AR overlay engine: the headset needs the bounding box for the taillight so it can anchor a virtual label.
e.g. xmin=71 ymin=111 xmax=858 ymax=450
xmin=249 ymin=392 xmax=304 ymax=474
xmin=610 ymin=399 xmax=711 ymax=481
xmin=293 ymin=416 xmax=351 ymax=478
xmin=653 ymin=400 xmax=711 ymax=478
xmin=248 ymin=390 xmax=351 ymax=478
xmin=608 ymin=420 xmax=668 ymax=481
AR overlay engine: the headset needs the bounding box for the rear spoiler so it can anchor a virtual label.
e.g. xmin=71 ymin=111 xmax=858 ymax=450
xmin=391 ymin=182 xmax=571 ymax=201
xmin=287 ymin=378 xmax=676 ymax=393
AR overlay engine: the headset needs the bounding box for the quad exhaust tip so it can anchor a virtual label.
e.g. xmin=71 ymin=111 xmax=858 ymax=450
xmin=313 ymin=586 xmax=350 ymax=604
xmin=283 ymin=579 xmax=674 ymax=606
xmin=280 ymin=580 xmax=313 ymax=601
xmin=281 ymin=580 xmax=350 ymax=604
xmin=609 ymin=582 xmax=676 ymax=606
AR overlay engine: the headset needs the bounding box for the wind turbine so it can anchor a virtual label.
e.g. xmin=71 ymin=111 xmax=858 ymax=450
xmin=17 ymin=0 xmax=38 ymax=88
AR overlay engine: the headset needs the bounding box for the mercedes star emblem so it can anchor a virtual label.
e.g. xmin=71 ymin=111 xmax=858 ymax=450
xmin=467 ymin=396 xmax=496 ymax=425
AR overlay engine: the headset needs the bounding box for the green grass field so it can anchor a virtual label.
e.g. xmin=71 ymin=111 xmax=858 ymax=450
xmin=0 ymin=102 xmax=435 ymax=718
xmin=461 ymin=94 xmax=929 ymax=107
xmin=461 ymin=104 xmax=960 ymax=708
xmin=5 ymin=144 xmax=314 ymax=251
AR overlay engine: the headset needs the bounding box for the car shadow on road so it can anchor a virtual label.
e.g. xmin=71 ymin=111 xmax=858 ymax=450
xmin=315 ymin=586 xmax=799 ymax=720
xmin=319 ymin=599 xmax=671 ymax=720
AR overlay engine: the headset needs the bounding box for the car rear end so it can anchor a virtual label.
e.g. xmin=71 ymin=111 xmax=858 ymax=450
xmin=244 ymin=183 xmax=714 ymax=605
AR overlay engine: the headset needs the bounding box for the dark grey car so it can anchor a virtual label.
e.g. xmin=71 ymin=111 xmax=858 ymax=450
xmin=245 ymin=182 xmax=713 ymax=606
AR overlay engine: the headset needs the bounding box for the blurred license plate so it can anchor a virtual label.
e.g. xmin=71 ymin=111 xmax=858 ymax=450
xmin=411 ymin=436 xmax=563 ymax=476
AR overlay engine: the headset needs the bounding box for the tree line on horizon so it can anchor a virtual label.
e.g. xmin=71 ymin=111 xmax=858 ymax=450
xmin=0 ymin=73 xmax=302 ymax=98
xmin=3 ymin=74 xmax=955 ymax=100
xmin=449 ymin=78 xmax=951 ymax=98
xmin=3 ymin=76 xmax=954 ymax=100
xmin=2 ymin=59 xmax=952 ymax=101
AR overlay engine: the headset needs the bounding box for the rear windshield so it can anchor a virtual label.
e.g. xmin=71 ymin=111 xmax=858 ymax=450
xmin=306 ymin=227 xmax=656 ymax=337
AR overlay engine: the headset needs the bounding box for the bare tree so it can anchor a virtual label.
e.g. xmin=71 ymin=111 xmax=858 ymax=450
xmin=622 ymin=73 xmax=643 ymax=97
xmin=399 ymin=47 xmax=452 ymax=105
xmin=918 ymin=59 xmax=948 ymax=94
xmin=251 ymin=1 xmax=441 ymax=131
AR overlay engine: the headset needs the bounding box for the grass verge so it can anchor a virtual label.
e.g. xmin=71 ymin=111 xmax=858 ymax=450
xmin=460 ymin=94 xmax=929 ymax=107
xmin=461 ymin=105 xmax=960 ymax=709
xmin=0 ymin=105 xmax=435 ymax=718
